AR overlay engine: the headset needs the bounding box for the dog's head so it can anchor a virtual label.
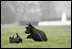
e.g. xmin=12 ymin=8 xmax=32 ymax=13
xmin=9 ymin=36 xmax=14 ymax=43
xmin=25 ymin=23 xmax=34 ymax=34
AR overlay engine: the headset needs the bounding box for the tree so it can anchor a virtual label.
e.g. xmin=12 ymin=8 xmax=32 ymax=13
xmin=1 ymin=1 xmax=16 ymax=24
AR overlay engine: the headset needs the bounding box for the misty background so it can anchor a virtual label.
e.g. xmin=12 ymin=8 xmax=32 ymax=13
xmin=1 ymin=1 xmax=71 ymax=26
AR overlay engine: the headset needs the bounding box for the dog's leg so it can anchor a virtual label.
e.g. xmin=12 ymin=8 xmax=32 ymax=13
xmin=20 ymin=38 xmax=22 ymax=43
xmin=27 ymin=35 xmax=31 ymax=38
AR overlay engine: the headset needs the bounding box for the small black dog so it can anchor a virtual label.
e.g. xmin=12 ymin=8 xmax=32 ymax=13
xmin=9 ymin=33 xmax=22 ymax=43
xmin=25 ymin=23 xmax=48 ymax=41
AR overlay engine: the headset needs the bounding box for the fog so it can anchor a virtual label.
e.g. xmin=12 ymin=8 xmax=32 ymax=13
xmin=1 ymin=1 xmax=71 ymax=26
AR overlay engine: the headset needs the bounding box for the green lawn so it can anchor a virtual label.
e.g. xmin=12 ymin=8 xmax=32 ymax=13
xmin=1 ymin=25 xmax=71 ymax=48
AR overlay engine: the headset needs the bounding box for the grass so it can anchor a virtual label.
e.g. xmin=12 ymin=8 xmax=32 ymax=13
xmin=1 ymin=25 xmax=71 ymax=48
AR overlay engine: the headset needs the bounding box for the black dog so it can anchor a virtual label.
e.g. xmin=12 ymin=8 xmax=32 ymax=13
xmin=25 ymin=23 xmax=48 ymax=41
xmin=9 ymin=33 xmax=22 ymax=43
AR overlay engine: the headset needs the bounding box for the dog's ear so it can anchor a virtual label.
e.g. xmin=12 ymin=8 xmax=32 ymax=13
xmin=29 ymin=23 xmax=34 ymax=28
xmin=27 ymin=24 xmax=29 ymax=26
xmin=9 ymin=36 xmax=11 ymax=39
xmin=12 ymin=35 xmax=14 ymax=38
